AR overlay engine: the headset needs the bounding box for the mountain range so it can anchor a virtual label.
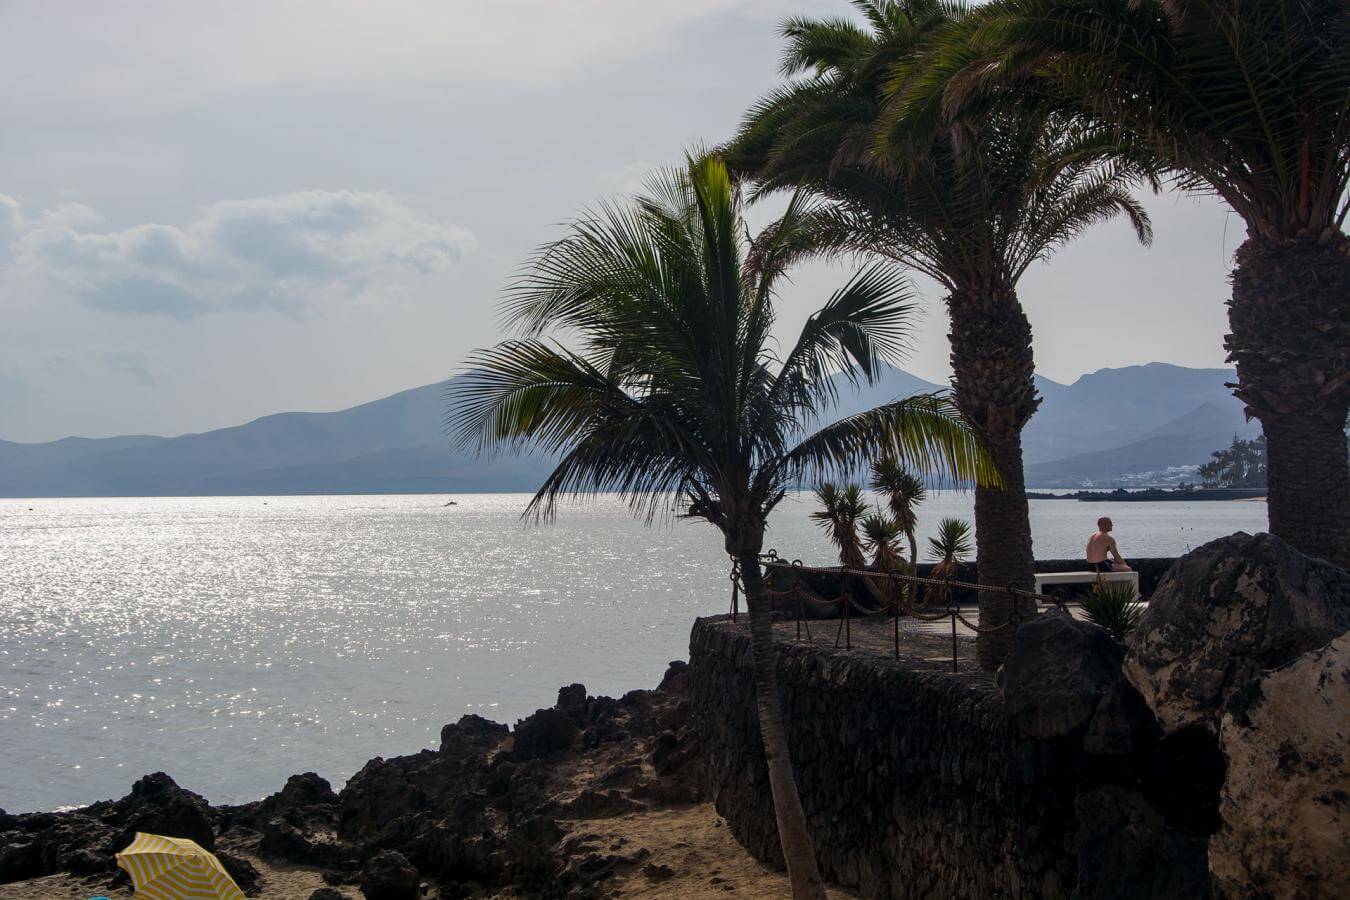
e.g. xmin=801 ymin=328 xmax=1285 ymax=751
xmin=0 ymin=362 xmax=1257 ymax=496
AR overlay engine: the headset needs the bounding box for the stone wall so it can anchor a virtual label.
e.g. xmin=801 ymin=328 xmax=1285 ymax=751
xmin=688 ymin=617 xmax=1081 ymax=898
xmin=764 ymin=557 xmax=1177 ymax=612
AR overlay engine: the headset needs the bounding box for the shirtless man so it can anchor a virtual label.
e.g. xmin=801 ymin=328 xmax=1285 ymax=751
xmin=1086 ymin=517 xmax=1131 ymax=572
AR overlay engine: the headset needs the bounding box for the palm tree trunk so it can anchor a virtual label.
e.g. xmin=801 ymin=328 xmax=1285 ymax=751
xmin=738 ymin=549 xmax=827 ymax=900
xmin=1227 ymin=236 xmax=1350 ymax=567
xmin=948 ymin=287 xmax=1040 ymax=670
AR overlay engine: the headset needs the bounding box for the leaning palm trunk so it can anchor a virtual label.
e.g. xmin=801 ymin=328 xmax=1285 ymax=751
xmin=949 ymin=288 xmax=1039 ymax=668
xmin=1227 ymin=237 xmax=1350 ymax=567
xmin=738 ymin=550 xmax=827 ymax=899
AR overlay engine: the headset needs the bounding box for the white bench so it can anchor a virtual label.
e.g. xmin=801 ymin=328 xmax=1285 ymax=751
xmin=1034 ymin=570 xmax=1140 ymax=602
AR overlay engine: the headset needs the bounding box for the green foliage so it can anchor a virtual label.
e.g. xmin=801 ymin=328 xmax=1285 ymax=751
xmin=1198 ymin=435 xmax=1268 ymax=489
xmin=450 ymin=156 xmax=998 ymax=541
xmin=860 ymin=510 xmax=905 ymax=566
xmin=870 ymin=457 xmax=926 ymax=536
xmin=926 ymin=517 xmax=974 ymax=565
xmin=908 ymin=0 xmax=1350 ymax=243
xmin=811 ymin=483 xmax=871 ymax=568
xmin=1081 ymin=580 xmax=1145 ymax=643
xmin=723 ymin=0 xmax=1152 ymax=298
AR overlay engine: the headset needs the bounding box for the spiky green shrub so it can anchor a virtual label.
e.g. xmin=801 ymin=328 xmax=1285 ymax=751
xmin=1081 ymin=580 xmax=1145 ymax=643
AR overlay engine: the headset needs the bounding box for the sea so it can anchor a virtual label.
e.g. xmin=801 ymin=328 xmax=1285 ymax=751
xmin=0 ymin=492 xmax=1268 ymax=813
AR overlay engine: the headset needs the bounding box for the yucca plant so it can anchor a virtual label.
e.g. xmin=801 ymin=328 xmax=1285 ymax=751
xmin=870 ymin=457 xmax=926 ymax=574
xmin=861 ymin=510 xmax=908 ymax=605
xmin=1081 ymin=580 xmax=1145 ymax=643
xmin=811 ymin=483 xmax=871 ymax=571
xmin=927 ymin=517 xmax=974 ymax=574
xmin=450 ymin=156 xmax=997 ymax=899
xmin=723 ymin=0 xmax=1153 ymax=667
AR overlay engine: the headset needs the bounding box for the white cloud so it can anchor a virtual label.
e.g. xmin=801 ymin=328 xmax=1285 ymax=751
xmin=0 ymin=194 xmax=22 ymax=264
xmin=6 ymin=190 xmax=475 ymax=319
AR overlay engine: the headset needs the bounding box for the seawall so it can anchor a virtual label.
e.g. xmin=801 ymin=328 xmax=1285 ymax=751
xmin=688 ymin=616 xmax=1081 ymax=898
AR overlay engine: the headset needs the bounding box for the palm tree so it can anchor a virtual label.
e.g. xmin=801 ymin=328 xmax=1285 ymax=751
xmin=870 ymin=457 xmax=926 ymax=573
xmin=910 ymin=0 xmax=1350 ymax=565
xmin=449 ymin=155 xmax=996 ymax=898
xmin=723 ymin=0 xmax=1152 ymax=667
xmin=811 ymin=483 xmax=870 ymax=570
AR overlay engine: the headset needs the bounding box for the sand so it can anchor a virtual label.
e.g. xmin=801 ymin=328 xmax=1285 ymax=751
xmin=0 ymin=802 xmax=856 ymax=898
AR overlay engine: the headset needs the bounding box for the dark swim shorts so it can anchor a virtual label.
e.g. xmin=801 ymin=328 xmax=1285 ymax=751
xmin=1090 ymin=559 xmax=1114 ymax=573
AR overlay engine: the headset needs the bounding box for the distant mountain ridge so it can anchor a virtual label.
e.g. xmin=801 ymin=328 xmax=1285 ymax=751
xmin=0 ymin=362 xmax=1255 ymax=496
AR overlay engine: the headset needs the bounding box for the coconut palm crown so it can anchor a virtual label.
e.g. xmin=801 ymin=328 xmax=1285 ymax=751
xmin=902 ymin=0 xmax=1350 ymax=564
xmin=723 ymin=0 xmax=1152 ymax=668
xmin=450 ymin=155 xmax=995 ymax=898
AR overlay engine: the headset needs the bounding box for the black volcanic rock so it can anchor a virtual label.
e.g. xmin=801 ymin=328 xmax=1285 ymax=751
xmin=998 ymin=610 xmax=1126 ymax=740
xmin=2 ymin=665 xmax=704 ymax=897
xmin=359 ymin=849 xmax=420 ymax=900
xmin=556 ymin=683 xmax=589 ymax=722
xmin=512 ymin=707 xmax=578 ymax=760
xmin=438 ymin=715 xmax=508 ymax=757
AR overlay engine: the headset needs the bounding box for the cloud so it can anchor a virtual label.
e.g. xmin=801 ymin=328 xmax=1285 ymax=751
xmin=101 ymin=351 xmax=158 ymax=387
xmin=0 ymin=194 xmax=22 ymax=264
xmin=0 ymin=1 xmax=798 ymax=121
xmin=7 ymin=190 xmax=475 ymax=319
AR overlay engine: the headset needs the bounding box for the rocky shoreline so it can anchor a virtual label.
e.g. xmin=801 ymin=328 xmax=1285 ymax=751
xmin=0 ymin=662 xmax=742 ymax=899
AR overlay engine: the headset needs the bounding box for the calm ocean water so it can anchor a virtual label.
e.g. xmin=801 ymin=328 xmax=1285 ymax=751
xmin=1 ymin=491 xmax=1267 ymax=812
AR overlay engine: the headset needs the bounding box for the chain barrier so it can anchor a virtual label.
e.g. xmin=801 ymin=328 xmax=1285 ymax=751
xmin=742 ymin=549 xmax=1065 ymax=673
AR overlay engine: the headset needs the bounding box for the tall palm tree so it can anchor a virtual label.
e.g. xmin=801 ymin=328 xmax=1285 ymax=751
xmin=909 ymin=0 xmax=1350 ymax=565
xmin=724 ymin=0 xmax=1152 ymax=668
xmin=450 ymin=156 xmax=996 ymax=898
xmin=870 ymin=457 xmax=926 ymax=572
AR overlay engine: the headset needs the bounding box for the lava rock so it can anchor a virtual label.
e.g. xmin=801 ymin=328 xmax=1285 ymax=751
xmin=438 ymin=715 xmax=508 ymax=757
xmin=565 ymin=788 xmax=638 ymax=819
xmin=308 ymin=889 xmax=346 ymax=900
xmin=512 ymin=707 xmax=579 ymax=760
xmin=1209 ymin=632 xmax=1350 ymax=897
xmin=260 ymin=817 xmax=316 ymax=861
xmin=273 ymin=772 xmax=337 ymax=809
xmin=358 ymin=849 xmax=420 ymax=900
xmin=998 ymin=608 xmax=1125 ymax=740
xmin=1125 ymin=532 xmax=1350 ymax=735
xmin=1073 ymin=786 xmax=1210 ymax=899
xmin=658 ymin=661 xmax=691 ymax=695
xmin=644 ymin=861 xmax=676 ymax=881
xmin=1083 ymin=678 xmax=1159 ymax=758
xmin=218 ymin=850 xmax=264 ymax=896
xmin=110 ymin=772 xmax=217 ymax=852
xmin=556 ymin=684 xmax=589 ymax=722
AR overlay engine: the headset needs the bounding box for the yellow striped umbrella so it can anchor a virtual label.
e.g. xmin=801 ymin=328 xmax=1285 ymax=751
xmin=115 ymin=832 xmax=245 ymax=900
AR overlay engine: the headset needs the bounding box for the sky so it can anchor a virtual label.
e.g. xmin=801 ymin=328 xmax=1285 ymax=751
xmin=0 ymin=0 xmax=1244 ymax=443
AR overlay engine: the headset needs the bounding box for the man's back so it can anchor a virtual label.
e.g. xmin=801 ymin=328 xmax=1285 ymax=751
xmin=1086 ymin=530 xmax=1115 ymax=563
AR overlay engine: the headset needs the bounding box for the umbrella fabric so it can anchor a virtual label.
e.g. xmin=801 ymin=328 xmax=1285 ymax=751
xmin=115 ymin=832 xmax=245 ymax=900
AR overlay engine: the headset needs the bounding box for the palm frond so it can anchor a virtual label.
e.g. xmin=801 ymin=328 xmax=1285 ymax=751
xmin=778 ymin=393 xmax=1000 ymax=488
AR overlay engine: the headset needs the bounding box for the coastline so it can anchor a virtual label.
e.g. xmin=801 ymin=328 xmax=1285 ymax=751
xmin=0 ymin=662 xmax=847 ymax=899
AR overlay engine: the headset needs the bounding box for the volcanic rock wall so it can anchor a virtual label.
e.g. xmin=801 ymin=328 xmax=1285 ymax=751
xmin=688 ymin=617 xmax=1080 ymax=898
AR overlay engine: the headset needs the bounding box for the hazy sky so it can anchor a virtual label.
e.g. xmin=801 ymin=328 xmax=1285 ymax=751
xmin=0 ymin=0 xmax=1243 ymax=443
